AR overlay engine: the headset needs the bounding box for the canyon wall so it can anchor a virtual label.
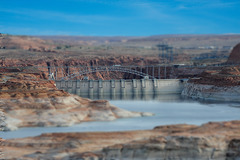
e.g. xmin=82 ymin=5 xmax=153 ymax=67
xmin=0 ymin=57 xmax=177 ymax=80
xmin=181 ymin=82 xmax=240 ymax=102
xmin=181 ymin=62 xmax=240 ymax=101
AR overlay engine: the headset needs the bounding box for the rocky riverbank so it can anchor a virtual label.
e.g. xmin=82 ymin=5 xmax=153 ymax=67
xmin=181 ymin=66 xmax=240 ymax=101
xmin=182 ymin=42 xmax=240 ymax=101
xmin=1 ymin=120 xmax=240 ymax=159
xmin=0 ymin=71 xmax=152 ymax=131
xmin=182 ymin=82 xmax=240 ymax=102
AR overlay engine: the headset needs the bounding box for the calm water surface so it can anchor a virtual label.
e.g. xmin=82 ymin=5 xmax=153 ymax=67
xmin=1 ymin=94 xmax=240 ymax=139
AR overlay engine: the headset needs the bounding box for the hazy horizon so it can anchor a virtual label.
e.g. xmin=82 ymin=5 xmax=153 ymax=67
xmin=2 ymin=33 xmax=240 ymax=37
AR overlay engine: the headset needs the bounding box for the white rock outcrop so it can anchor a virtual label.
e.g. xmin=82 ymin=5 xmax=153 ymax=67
xmin=1 ymin=96 xmax=153 ymax=131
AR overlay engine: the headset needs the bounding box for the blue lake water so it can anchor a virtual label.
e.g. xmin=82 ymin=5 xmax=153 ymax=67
xmin=1 ymin=94 xmax=240 ymax=139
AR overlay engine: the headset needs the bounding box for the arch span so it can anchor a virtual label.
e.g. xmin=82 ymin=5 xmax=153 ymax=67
xmin=62 ymin=66 xmax=154 ymax=80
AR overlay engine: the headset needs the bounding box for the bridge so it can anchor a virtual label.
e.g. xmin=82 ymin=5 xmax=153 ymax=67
xmin=0 ymin=65 xmax=188 ymax=98
xmin=44 ymin=65 xmax=175 ymax=81
xmin=44 ymin=65 xmax=187 ymax=98
xmin=0 ymin=65 xmax=205 ymax=98
xmin=0 ymin=62 xmax=230 ymax=98
xmin=58 ymin=66 xmax=157 ymax=80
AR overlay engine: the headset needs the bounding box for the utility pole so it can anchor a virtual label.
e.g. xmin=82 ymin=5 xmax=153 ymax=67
xmin=156 ymin=43 xmax=174 ymax=79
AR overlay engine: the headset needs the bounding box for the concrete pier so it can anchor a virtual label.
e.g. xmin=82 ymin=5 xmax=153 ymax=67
xmin=55 ymin=79 xmax=187 ymax=97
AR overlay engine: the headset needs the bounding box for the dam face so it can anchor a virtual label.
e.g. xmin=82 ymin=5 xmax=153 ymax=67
xmin=55 ymin=79 xmax=187 ymax=98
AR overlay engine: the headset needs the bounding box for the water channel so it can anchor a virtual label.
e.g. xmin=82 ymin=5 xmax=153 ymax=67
xmin=1 ymin=94 xmax=240 ymax=139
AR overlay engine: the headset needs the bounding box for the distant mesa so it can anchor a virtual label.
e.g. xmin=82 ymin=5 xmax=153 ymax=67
xmin=227 ymin=43 xmax=240 ymax=64
xmin=0 ymin=34 xmax=55 ymax=51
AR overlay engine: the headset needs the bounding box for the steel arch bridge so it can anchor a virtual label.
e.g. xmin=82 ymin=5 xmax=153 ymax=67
xmin=60 ymin=66 xmax=155 ymax=80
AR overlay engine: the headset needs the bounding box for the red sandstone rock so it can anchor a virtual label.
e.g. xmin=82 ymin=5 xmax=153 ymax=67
xmin=227 ymin=43 xmax=240 ymax=64
xmin=188 ymin=66 xmax=240 ymax=86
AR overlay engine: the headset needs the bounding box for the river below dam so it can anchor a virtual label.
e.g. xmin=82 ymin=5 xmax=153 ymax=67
xmin=1 ymin=94 xmax=240 ymax=139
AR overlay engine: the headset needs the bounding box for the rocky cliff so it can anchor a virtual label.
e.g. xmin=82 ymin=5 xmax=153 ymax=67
xmin=182 ymin=83 xmax=240 ymax=102
xmin=182 ymin=66 xmax=240 ymax=101
xmin=1 ymin=121 xmax=240 ymax=159
xmin=227 ymin=43 xmax=240 ymax=64
xmin=0 ymin=71 xmax=152 ymax=131
xmin=0 ymin=138 xmax=3 ymax=159
xmin=0 ymin=56 xmax=179 ymax=80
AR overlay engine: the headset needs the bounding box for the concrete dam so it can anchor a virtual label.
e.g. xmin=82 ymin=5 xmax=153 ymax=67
xmin=55 ymin=79 xmax=187 ymax=99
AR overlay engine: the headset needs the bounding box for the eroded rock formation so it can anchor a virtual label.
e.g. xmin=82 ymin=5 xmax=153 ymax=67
xmin=1 ymin=121 xmax=240 ymax=159
xmin=182 ymin=83 xmax=240 ymax=102
xmin=0 ymin=71 xmax=152 ymax=131
xmin=0 ymin=138 xmax=4 ymax=159
xmin=182 ymin=66 xmax=240 ymax=101
xmin=227 ymin=43 xmax=240 ymax=64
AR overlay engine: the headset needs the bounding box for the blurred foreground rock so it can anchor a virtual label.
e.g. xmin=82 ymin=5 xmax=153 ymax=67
xmin=0 ymin=71 xmax=152 ymax=131
xmin=1 ymin=121 xmax=240 ymax=159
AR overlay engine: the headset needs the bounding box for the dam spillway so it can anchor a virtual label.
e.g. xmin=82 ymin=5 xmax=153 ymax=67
xmin=55 ymin=79 xmax=187 ymax=99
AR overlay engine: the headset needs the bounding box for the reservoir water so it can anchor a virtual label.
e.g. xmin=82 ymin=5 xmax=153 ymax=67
xmin=1 ymin=94 xmax=240 ymax=139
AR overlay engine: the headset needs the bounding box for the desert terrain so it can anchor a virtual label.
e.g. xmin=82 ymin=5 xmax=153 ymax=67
xmin=1 ymin=33 xmax=240 ymax=80
xmin=1 ymin=34 xmax=240 ymax=159
xmin=1 ymin=34 xmax=240 ymax=66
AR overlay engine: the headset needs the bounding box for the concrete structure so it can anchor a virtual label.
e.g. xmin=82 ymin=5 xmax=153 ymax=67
xmin=45 ymin=65 xmax=174 ymax=80
xmin=55 ymin=79 xmax=187 ymax=99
